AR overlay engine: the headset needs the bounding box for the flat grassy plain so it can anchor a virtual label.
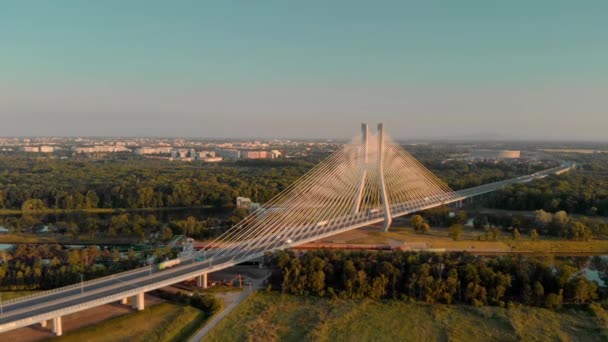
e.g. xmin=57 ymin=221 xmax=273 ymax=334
xmin=0 ymin=290 xmax=38 ymax=300
xmin=339 ymin=226 xmax=608 ymax=254
xmin=205 ymin=292 xmax=607 ymax=342
xmin=0 ymin=232 xmax=141 ymax=245
xmin=51 ymin=303 xmax=205 ymax=342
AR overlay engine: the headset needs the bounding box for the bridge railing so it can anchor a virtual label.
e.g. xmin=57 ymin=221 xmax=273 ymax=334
xmin=2 ymin=264 xmax=152 ymax=305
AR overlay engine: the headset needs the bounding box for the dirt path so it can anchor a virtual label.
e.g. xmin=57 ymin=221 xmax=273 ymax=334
xmin=188 ymin=270 xmax=271 ymax=342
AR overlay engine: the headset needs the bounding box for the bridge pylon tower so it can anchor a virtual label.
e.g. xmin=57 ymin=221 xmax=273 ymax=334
xmin=352 ymin=122 xmax=392 ymax=231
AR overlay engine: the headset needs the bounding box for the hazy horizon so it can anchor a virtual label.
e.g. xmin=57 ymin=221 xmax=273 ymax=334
xmin=2 ymin=1 xmax=607 ymax=140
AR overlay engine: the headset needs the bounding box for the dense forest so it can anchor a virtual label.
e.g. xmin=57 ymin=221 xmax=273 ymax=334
xmin=489 ymin=174 xmax=608 ymax=216
xmin=0 ymin=244 xmax=144 ymax=290
xmin=0 ymin=211 xmax=241 ymax=241
xmin=0 ymin=157 xmax=314 ymax=210
xmin=418 ymin=206 xmax=608 ymax=240
xmin=426 ymin=160 xmax=551 ymax=190
xmin=0 ymin=155 xmax=551 ymax=211
xmin=267 ymin=250 xmax=603 ymax=308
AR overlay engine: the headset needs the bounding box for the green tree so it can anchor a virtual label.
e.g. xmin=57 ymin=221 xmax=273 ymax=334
xmin=85 ymin=190 xmax=99 ymax=208
xmin=473 ymin=215 xmax=489 ymax=230
xmin=534 ymin=209 xmax=553 ymax=228
xmin=448 ymin=224 xmax=463 ymax=241
xmin=411 ymin=215 xmax=424 ymax=229
xmin=530 ymin=229 xmax=539 ymax=241
xmin=568 ymin=276 xmax=598 ymax=304
xmin=21 ymin=199 xmax=47 ymax=211
xmin=565 ymin=221 xmax=592 ymax=241
xmin=227 ymin=208 xmax=248 ymax=227
xmin=513 ymin=228 xmax=521 ymax=240
xmin=161 ymin=227 xmax=174 ymax=241
xmin=544 ymin=290 xmax=563 ymax=309
xmin=490 ymin=227 xmax=501 ymax=241
xmin=108 ymin=213 xmax=130 ymax=236
xmin=553 ymin=211 xmax=569 ymax=229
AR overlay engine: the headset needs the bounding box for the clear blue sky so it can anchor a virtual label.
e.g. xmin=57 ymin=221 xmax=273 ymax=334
xmin=1 ymin=1 xmax=607 ymax=139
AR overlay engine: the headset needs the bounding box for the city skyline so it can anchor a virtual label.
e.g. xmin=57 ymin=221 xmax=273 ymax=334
xmin=2 ymin=1 xmax=607 ymax=140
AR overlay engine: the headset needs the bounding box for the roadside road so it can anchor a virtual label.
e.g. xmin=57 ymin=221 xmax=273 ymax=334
xmin=188 ymin=269 xmax=271 ymax=341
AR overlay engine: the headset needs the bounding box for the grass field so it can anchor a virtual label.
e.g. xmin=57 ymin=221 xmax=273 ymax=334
xmin=51 ymin=303 xmax=205 ymax=342
xmin=0 ymin=232 xmax=142 ymax=245
xmin=204 ymin=292 xmax=607 ymax=342
xmin=336 ymin=226 xmax=608 ymax=254
xmin=0 ymin=291 xmax=38 ymax=300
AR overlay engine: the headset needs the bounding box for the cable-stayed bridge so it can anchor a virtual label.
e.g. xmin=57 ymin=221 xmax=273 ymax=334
xmin=0 ymin=124 xmax=573 ymax=336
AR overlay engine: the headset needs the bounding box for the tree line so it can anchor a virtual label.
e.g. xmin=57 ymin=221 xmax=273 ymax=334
xmin=0 ymin=211 xmax=232 ymax=242
xmin=0 ymin=157 xmax=311 ymax=211
xmin=489 ymin=173 xmax=608 ymax=216
xmin=266 ymin=250 xmax=601 ymax=308
xmin=0 ymin=244 xmax=140 ymax=291
xmin=0 ymin=155 xmax=549 ymax=211
xmin=414 ymin=205 xmax=608 ymax=241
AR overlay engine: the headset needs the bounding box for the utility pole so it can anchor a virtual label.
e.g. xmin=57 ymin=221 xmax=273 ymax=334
xmin=80 ymin=274 xmax=84 ymax=296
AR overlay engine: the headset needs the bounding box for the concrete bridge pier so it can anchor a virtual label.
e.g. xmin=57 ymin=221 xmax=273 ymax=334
xmin=196 ymin=273 xmax=208 ymax=289
xmin=40 ymin=320 xmax=47 ymax=328
xmin=52 ymin=316 xmax=62 ymax=336
xmin=131 ymin=292 xmax=145 ymax=311
xmin=120 ymin=297 xmax=128 ymax=305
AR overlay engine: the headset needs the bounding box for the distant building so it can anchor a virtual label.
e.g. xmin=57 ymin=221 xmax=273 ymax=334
xmin=39 ymin=146 xmax=54 ymax=153
xmin=217 ymin=148 xmax=241 ymax=160
xmin=21 ymin=146 xmax=54 ymax=153
xmin=135 ymin=147 xmax=172 ymax=155
xmin=469 ymin=150 xmax=520 ymax=160
xmin=21 ymin=146 xmax=40 ymax=153
xmin=270 ymin=150 xmax=281 ymax=159
xmin=240 ymin=150 xmax=281 ymax=160
xmin=171 ymin=148 xmax=189 ymax=159
xmin=236 ymin=197 xmax=252 ymax=209
xmin=197 ymin=150 xmax=216 ymax=159
xmin=241 ymin=150 xmax=266 ymax=159
xmin=201 ymin=157 xmax=222 ymax=162
xmin=72 ymin=145 xmax=130 ymax=153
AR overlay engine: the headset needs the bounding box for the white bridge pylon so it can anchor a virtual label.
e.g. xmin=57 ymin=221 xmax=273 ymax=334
xmin=199 ymin=123 xmax=459 ymax=262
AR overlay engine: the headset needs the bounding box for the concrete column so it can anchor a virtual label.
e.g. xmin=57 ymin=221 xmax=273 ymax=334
xmin=120 ymin=297 xmax=128 ymax=305
xmin=196 ymin=273 xmax=208 ymax=289
xmin=52 ymin=317 xmax=62 ymax=336
xmin=40 ymin=320 xmax=47 ymax=328
xmin=131 ymin=292 xmax=145 ymax=311
xmin=377 ymin=123 xmax=392 ymax=232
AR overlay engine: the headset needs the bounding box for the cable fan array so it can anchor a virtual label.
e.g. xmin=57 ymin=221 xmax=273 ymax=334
xmin=197 ymin=129 xmax=459 ymax=263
